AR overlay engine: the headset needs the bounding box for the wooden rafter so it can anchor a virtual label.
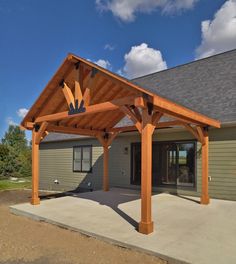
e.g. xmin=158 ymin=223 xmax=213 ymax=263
xmin=105 ymin=111 xmax=125 ymax=129
xmin=83 ymin=68 xmax=101 ymax=106
xmin=74 ymin=63 xmax=83 ymax=102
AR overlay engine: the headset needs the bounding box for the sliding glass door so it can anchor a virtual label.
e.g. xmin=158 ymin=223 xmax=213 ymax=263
xmin=131 ymin=141 xmax=196 ymax=188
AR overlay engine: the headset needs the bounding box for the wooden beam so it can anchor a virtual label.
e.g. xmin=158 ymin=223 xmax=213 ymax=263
xmin=41 ymin=130 xmax=49 ymax=141
xmin=23 ymin=122 xmax=35 ymax=129
xmin=196 ymin=126 xmax=206 ymax=145
xmin=120 ymin=105 xmax=142 ymax=133
xmin=109 ymin=125 xmax=137 ymax=133
xmin=201 ymin=128 xmax=210 ymax=205
xmin=133 ymin=107 xmax=142 ymax=122
xmin=31 ymin=129 xmax=40 ymax=205
xmin=62 ymin=82 xmax=75 ymax=108
xmin=108 ymin=120 xmax=182 ymax=133
xmin=152 ymin=112 xmax=162 ymax=127
xmin=35 ymin=122 xmax=48 ymax=144
xmin=181 ymin=122 xmax=201 ymax=142
xmin=47 ymin=125 xmax=101 ymax=136
xmin=35 ymin=96 xmax=140 ymax=123
xmin=153 ymin=96 xmax=220 ymax=128
xmin=139 ymin=108 xmax=155 ymax=234
xmin=74 ymin=81 xmax=83 ymax=102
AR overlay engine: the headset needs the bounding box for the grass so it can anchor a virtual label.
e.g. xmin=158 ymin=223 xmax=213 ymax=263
xmin=0 ymin=178 xmax=31 ymax=190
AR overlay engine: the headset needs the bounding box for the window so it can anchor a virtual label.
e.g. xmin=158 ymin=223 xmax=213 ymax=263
xmin=131 ymin=141 xmax=196 ymax=188
xmin=73 ymin=146 xmax=92 ymax=172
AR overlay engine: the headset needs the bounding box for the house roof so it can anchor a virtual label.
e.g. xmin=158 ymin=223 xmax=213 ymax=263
xmin=132 ymin=49 xmax=236 ymax=124
xmin=43 ymin=49 xmax=234 ymax=143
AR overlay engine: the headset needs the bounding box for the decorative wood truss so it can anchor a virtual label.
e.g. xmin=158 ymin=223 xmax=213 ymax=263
xmin=22 ymin=53 xmax=220 ymax=234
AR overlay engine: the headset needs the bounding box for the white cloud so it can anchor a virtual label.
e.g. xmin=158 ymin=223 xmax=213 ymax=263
xmin=6 ymin=117 xmax=17 ymax=126
xmin=96 ymin=0 xmax=198 ymax=22
xmin=104 ymin=44 xmax=115 ymax=51
xmin=17 ymin=108 xmax=29 ymax=118
xmin=121 ymin=43 xmax=167 ymax=79
xmin=196 ymin=0 xmax=236 ymax=59
xmin=94 ymin=59 xmax=112 ymax=69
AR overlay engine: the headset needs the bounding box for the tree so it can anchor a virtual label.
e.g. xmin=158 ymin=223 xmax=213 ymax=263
xmin=2 ymin=125 xmax=28 ymax=153
xmin=0 ymin=125 xmax=31 ymax=178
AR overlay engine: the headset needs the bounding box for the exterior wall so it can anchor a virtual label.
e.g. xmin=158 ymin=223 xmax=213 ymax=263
xmin=39 ymin=126 xmax=236 ymax=201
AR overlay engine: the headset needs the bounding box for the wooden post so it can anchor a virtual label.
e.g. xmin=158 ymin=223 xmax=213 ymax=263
xmin=96 ymin=132 xmax=118 ymax=192
xmin=103 ymin=145 xmax=109 ymax=191
xmin=201 ymin=129 xmax=210 ymax=205
xmin=139 ymin=108 xmax=155 ymax=234
xmin=31 ymin=129 xmax=40 ymax=205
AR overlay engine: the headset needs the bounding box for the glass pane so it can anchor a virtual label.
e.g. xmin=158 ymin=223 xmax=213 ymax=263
xmin=83 ymin=147 xmax=90 ymax=159
xmin=179 ymin=150 xmax=187 ymax=165
xmin=160 ymin=143 xmax=177 ymax=185
xmin=74 ymin=160 xmax=81 ymax=171
xmin=177 ymin=143 xmax=195 ymax=187
xmin=74 ymin=148 xmax=81 ymax=160
xmin=82 ymin=159 xmax=90 ymax=172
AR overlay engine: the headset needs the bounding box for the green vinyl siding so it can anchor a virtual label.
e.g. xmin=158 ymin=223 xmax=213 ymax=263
xmin=39 ymin=126 xmax=236 ymax=201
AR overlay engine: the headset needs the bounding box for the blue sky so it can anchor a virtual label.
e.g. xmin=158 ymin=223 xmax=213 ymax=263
xmin=0 ymin=0 xmax=235 ymax=140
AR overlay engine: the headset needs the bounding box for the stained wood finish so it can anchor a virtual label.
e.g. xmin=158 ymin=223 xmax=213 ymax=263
xmin=181 ymin=123 xmax=201 ymax=142
xmin=139 ymin=108 xmax=155 ymax=234
xmin=35 ymin=96 xmax=139 ymax=123
xmin=201 ymin=128 xmax=210 ymax=205
xmin=31 ymin=129 xmax=40 ymax=205
xmin=22 ymin=53 xmax=221 ymax=235
xmin=35 ymin=122 xmax=48 ymax=144
xmin=62 ymin=82 xmax=75 ymax=107
xmin=47 ymin=124 xmax=100 ymax=136
xmin=120 ymin=105 xmax=142 ymax=133
xmin=96 ymin=132 xmax=118 ymax=191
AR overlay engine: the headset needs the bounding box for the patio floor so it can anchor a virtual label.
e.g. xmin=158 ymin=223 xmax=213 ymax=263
xmin=10 ymin=188 xmax=236 ymax=264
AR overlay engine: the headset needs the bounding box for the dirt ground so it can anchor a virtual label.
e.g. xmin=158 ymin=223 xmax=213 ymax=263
xmin=0 ymin=190 xmax=167 ymax=264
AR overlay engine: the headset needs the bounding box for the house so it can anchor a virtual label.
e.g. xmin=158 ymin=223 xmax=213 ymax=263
xmin=39 ymin=49 xmax=236 ymax=201
xmin=22 ymin=49 xmax=235 ymax=234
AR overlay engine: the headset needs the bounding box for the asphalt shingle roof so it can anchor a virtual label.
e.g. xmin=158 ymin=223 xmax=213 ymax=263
xmin=43 ymin=49 xmax=236 ymax=142
xmin=132 ymin=49 xmax=236 ymax=123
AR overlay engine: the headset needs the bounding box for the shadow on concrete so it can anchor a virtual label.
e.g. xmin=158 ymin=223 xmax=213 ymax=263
xmin=175 ymin=194 xmax=200 ymax=204
xmin=40 ymin=188 xmax=140 ymax=230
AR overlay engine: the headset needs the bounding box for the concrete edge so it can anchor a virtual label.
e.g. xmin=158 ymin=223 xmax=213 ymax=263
xmin=10 ymin=206 xmax=190 ymax=264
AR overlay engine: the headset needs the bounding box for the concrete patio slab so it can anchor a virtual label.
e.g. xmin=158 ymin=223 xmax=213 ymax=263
xmin=10 ymin=188 xmax=236 ymax=264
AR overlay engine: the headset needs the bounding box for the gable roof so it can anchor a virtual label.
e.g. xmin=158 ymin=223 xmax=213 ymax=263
xmin=42 ymin=49 xmax=234 ymax=143
xmin=132 ymin=49 xmax=236 ymax=124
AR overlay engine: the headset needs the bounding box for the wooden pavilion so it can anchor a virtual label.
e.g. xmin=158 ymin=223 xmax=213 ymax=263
xmin=21 ymin=54 xmax=221 ymax=234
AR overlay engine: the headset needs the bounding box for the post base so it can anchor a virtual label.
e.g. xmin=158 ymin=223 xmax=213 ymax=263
xmin=31 ymin=197 xmax=40 ymax=205
xmin=103 ymin=187 xmax=109 ymax=192
xmin=200 ymin=196 xmax=210 ymax=205
xmin=138 ymin=221 xmax=154 ymax=235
